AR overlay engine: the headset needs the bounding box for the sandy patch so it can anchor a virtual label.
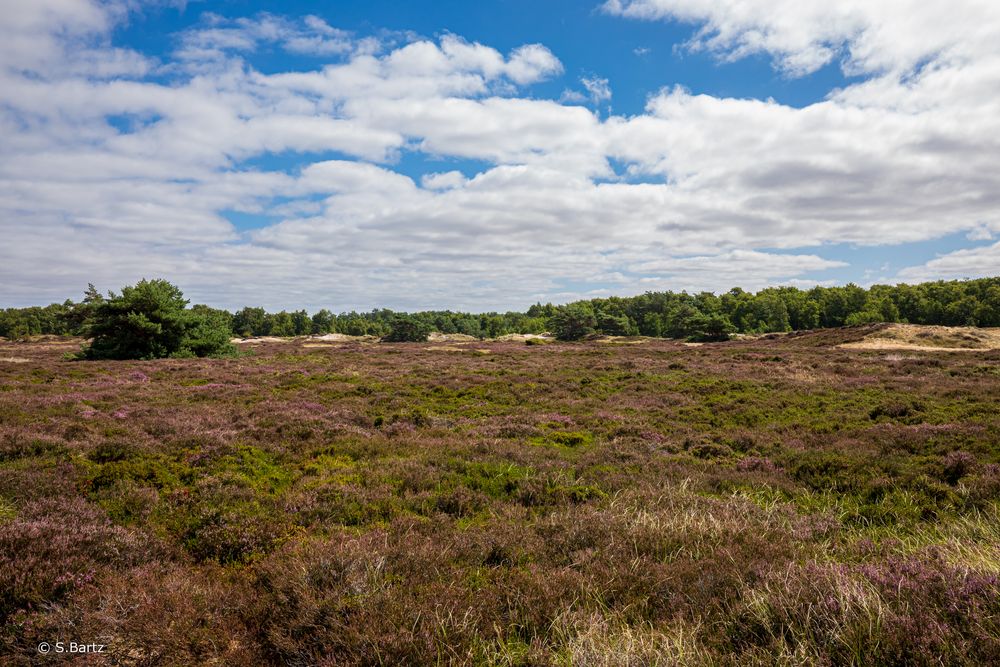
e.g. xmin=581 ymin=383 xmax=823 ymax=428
xmin=426 ymin=345 xmax=491 ymax=354
xmin=840 ymin=324 xmax=1000 ymax=351
xmin=0 ymin=357 xmax=31 ymax=363
xmin=427 ymin=332 xmax=480 ymax=343
xmin=841 ymin=341 xmax=989 ymax=352
xmin=595 ymin=336 xmax=651 ymax=345
xmin=496 ymin=333 xmax=552 ymax=342
xmin=232 ymin=336 xmax=294 ymax=344
xmin=312 ymin=333 xmax=368 ymax=342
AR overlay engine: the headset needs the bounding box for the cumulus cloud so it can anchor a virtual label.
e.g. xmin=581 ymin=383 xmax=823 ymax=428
xmin=505 ymin=43 xmax=564 ymax=84
xmin=602 ymin=0 xmax=996 ymax=77
xmin=0 ymin=1 xmax=998 ymax=310
xmin=0 ymin=0 xmax=150 ymax=78
xmin=634 ymin=250 xmax=847 ymax=293
xmin=175 ymin=12 xmax=359 ymax=61
xmin=898 ymin=241 xmax=1000 ymax=283
xmin=581 ymin=75 xmax=612 ymax=104
xmin=421 ymin=171 xmax=468 ymax=191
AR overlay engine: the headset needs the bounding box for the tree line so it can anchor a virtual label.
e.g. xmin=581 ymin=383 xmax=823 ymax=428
xmin=2 ymin=277 xmax=999 ymax=345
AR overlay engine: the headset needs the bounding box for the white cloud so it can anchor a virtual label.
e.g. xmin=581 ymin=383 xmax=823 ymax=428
xmin=421 ymin=171 xmax=468 ymax=191
xmin=898 ymin=241 xmax=1000 ymax=283
xmin=505 ymin=44 xmax=564 ymax=84
xmin=967 ymin=226 xmax=994 ymax=242
xmin=581 ymin=75 xmax=612 ymax=104
xmin=0 ymin=1 xmax=998 ymax=310
xmin=175 ymin=12 xmax=358 ymax=61
xmin=559 ymin=89 xmax=588 ymax=104
xmin=602 ymin=0 xmax=998 ymax=77
xmin=0 ymin=0 xmax=150 ymax=78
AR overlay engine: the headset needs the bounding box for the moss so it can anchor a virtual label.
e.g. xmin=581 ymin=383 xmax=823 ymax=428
xmin=92 ymin=479 xmax=157 ymax=525
xmin=530 ymin=430 xmax=594 ymax=449
xmin=88 ymin=440 xmax=139 ymax=464
xmin=449 ymin=461 xmax=532 ymax=499
xmin=0 ymin=497 xmax=15 ymax=524
xmin=211 ymin=445 xmax=293 ymax=495
xmin=84 ymin=456 xmax=191 ymax=494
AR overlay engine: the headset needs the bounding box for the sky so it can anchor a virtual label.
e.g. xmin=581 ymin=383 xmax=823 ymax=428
xmin=1 ymin=0 xmax=999 ymax=312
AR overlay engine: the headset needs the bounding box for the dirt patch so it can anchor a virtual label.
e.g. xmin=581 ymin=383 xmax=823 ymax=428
xmin=0 ymin=357 xmax=31 ymax=363
xmin=840 ymin=324 xmax=1000 ymax=351
xmin=312 ymin=333 xmax=371 ymax=342
xmin=496 ymin=333 xmax=552 ymax=342
xmin=594 ymin=336 xmax=651 ymax=345
xmin=427 ymin=332 xmax=480 ymax=343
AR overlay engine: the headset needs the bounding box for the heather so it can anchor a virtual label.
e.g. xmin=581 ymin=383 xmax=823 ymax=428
xmin=1 ymin=327 xmax=998 ymax=665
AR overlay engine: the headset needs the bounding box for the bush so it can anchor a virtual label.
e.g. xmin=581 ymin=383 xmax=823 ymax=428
xmin=81 ymin=279 xmax=235 ymax=360
xmin=382 ymin=316 xmax=431 ymax=342
xmin=845 ymin=310 xmax=887 ymax=326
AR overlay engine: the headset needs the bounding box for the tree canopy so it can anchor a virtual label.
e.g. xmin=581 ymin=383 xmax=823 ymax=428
xmin=80 ymin=279 xmax=235 ymax=360
xmin=550 ymin=304 xmax=597 ymax=341
xmin=382 ymin=315 xmax=432 ymax=343
xmin=4 ymin=277 xmax=1000 ymax=345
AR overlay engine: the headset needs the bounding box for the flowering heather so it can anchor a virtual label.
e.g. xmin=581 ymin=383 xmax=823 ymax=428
xmin=0 ymin=331 xmax=998 ymax=665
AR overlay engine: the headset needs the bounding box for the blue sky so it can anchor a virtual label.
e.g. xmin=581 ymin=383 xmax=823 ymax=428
xmin=1 ymin=0 xmax=998 ymax=311
xmin=119 ymin=0 xmax=853 ymax=113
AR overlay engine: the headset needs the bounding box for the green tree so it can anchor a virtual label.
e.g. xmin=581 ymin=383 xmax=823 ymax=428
xmin=291 ymin=310 xmax=312 ymax=336
xmin=597 ymin=312 xmax=633 ymax=336
xmin=58 ymin=284 xmax=103 ymax=335
xmin=268 ymin=312 xmax=296 ymax=337
xmin=664 ymin=303 xmax=705 ymax=338
xmin=182 ymin=308 xmax=236 ymax=357
xmin=82 ymin=279 xmax=235 ymax=360
xmin=340 ymin=315 xmax=370 ymax=336
xmin=844 ymin=310 xmax=886 ymax=325
xmin=550 ymin=304 xmax=597 ymax=341
xmin=311 ymin=309 xmax=335 ymax=334
xmin=383 ymin=315 xmax=432 ymax=342
xmin=232 ymin=307 xmax=267 ymax=337
xmin=688 ymin=314 xmax=736 ymax=342
xmin=0 ymin=310 xmax=30 ymax=340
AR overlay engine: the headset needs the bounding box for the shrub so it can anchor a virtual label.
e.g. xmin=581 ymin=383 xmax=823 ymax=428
xmin=0 ymin=498 xmax=155 ymax=623
xmin=941 ymin=451 xmax=976 ymax=485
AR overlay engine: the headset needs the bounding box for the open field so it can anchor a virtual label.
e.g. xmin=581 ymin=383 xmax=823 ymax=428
xmin=1 ymin=325 xmax=999 ymax=665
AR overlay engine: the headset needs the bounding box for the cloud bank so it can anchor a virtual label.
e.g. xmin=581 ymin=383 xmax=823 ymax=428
xmin=1 ymin=0 xmax=998 ymax=310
